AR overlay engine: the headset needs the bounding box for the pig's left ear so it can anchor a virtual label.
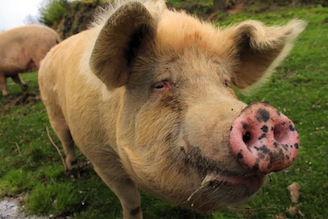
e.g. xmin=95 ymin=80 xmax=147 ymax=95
xmin=90 ymin=1 xmax=156 ymax=89
xmin=222 ymin=19 xmax=306 ymax=90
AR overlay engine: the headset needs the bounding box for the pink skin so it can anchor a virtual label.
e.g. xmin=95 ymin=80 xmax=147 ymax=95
xmin=230 ymin=102 xmax=300 ymax=174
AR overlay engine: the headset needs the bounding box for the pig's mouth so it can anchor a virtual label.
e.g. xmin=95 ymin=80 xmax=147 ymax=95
xmin=180 ymin=147 xmax=265 ymax=198
xmin=200 ymin=170 xmax=265 ymax=193
xmin=182 ymin=156 xmax=265 ymax=212
xmin=180 ymin=136 xmax=265 ymax=192
xmin=174 ymin=135 xmax=266 ymax=211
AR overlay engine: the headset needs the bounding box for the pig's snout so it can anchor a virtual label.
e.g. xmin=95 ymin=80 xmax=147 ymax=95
xmin=230 ymin=103 xmax=299 ymax=174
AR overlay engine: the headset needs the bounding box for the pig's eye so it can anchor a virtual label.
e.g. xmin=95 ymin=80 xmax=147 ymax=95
xmin=151 ymin=81 xmax=170 ymax=92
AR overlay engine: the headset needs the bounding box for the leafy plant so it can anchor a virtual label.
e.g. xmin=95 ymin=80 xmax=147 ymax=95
xmin=39 ymin=0 xmax=67 ymax=26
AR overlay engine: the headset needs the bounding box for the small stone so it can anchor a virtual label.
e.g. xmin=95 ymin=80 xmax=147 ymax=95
xmin=287 ymin=182 xmax=301 ymax=203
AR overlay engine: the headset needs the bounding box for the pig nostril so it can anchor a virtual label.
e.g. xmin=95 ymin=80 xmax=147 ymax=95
xmin=242 ymin=131 xmax=251 ymax=145
xmin=274 ymin=127 xmax=281 ymax=142
xmin=274 ymin=123 xmax=288 ymax=143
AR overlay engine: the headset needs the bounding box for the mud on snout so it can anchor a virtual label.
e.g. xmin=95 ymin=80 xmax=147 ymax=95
xmin=230 ymin=102 xmax=300 ymax=174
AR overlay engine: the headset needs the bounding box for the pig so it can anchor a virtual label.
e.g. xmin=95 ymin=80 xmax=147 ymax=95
xmin=38 ymin=0 xmax=305 ymax=218
xmin=0 ymin=25 xmax=60 ymax=96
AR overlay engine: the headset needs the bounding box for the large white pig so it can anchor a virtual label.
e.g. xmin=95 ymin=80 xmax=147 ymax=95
xmin=0 ymin=25 xmax=60 ymax=96
xmin=39 ymin=1 xmax=305 ymax=218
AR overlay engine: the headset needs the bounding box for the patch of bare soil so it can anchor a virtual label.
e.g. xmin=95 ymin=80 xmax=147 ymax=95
xmin=207 ymin=2 xmax=246 ymax=21
xmin=3 ymin=92 xmax=41 ymax=111
xmin=227 ymin=3 xmax=246 ymax=14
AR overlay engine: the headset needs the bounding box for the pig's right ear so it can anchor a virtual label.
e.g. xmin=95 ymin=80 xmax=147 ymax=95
xmin=90 ymin=1 xmax=156 ymax=89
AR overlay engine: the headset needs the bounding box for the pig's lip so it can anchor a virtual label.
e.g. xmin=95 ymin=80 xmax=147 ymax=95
xmin=203 ymin=171 xmax=265 ymax=192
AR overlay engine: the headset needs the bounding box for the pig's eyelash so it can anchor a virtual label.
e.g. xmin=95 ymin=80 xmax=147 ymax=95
xmin=151 ymin=80 xmax=171 ymax=92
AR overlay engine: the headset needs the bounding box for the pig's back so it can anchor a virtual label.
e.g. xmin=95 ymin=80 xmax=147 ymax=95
xmin=0 ymin=25 xmax=59 ymax=50
xmin=39 ymin=30 xmax=101 ymax=108
xmin=0 ymin=25 xmax=60 ymax=70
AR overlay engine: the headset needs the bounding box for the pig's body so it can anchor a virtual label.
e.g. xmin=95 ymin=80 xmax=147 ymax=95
xmin=0 ymin=25 xmax=60 ymax=96
xmin=39 ymin=1 xmax=305 ymax=218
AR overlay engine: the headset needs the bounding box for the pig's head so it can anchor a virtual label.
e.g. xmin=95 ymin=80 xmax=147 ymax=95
xmin=90 ymin=1 xmax=305 ymax=212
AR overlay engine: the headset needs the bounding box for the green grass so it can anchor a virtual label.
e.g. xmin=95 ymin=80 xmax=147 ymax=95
xmin=1 ymin=6 xmax=327 ymax=219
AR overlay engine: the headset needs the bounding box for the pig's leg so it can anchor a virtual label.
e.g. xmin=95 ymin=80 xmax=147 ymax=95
xmin=46 ymin=106 xmax=79 ymax=177
xmin=0 ymin=73 xmax=8 ymax=96
xmin=56 ymin=128 xmax=78 ymax=177
xmin=53 ymin=126 xmax=78 ymax=177
xmin=93 ymin=158 xmax=142 ymax=219
xmin=11 ymin=74 xmax=28 ymax=91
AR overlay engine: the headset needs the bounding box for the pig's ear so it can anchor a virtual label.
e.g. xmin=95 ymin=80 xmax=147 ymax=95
xmin=222 ymin=19 xmax=306 ymax=91
xmin=90 ymin=1 xmax=156 ymax=89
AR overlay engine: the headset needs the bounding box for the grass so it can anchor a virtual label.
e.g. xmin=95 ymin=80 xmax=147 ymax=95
xmin=1 ymin=5 xmax=327 ymax=219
